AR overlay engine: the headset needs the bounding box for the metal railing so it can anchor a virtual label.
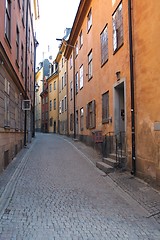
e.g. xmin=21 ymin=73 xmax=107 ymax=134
xmin=103 ymin=131 xmax=126 ymax=166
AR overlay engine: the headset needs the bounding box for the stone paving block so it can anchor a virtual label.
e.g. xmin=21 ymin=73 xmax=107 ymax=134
xmin=0 ymin=134 xmax=160 ymax=240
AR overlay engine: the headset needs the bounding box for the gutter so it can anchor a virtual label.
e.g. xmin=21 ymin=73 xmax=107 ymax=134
xmin=128 ymin=0 xmax=136 ymax=175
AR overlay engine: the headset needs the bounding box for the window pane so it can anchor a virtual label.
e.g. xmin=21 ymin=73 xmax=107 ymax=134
xmin=112 ymin=3 xmax=123 ymax=52
xmin=100 ymin=25 xmax=108 ymax=65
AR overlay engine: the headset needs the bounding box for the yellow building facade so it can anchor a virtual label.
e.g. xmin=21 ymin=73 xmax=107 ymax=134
xmin=35 ymin=66 xmax=43 ymax=132
xmin=57 ymin=43 xmax=68 ymax=135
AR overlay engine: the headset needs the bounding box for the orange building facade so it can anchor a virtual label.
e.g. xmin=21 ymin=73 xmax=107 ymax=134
xmin=132 ymin=0 xmax=160 ymax=183
xmin=64 ymin=0 xmax=160 ymax=184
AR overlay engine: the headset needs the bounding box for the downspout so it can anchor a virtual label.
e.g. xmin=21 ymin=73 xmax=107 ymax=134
xmin=73 ymin=48 xmax=76 ymax=140
xmin=128 ymin=0 xmax=136 ymax=175
xmin=24 ymin=0 xmax=29 ymax=146
xmin=32 ymin=35 xmax=39 ymax=138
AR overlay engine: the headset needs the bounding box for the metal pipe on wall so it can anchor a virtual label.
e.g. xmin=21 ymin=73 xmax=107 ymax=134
xmin=128 ymin=0 xmax=136 ymax=175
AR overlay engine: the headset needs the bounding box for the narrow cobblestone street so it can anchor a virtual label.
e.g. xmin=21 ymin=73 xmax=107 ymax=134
xmin=0 ymin=133 xmax=160 ymax=240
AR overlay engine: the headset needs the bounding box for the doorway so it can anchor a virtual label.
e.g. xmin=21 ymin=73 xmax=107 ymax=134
xmin=114 ymin=81 xmax=126 ymax=134
xmin=53 ymin=121 xmax=56 ymax=133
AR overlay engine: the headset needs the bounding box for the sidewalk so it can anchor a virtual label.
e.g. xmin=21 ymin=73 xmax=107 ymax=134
xmin=65 ymin=136 xmax=160 ymax=225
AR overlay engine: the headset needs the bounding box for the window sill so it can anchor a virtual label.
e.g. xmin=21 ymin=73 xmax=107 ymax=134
xmin=113 ymin=42 xmax=124 ymax=55
xmin=101 ymin=59 xmax=108 ymax=68
xmin=102 ymin=119 xmax=109 ymax=124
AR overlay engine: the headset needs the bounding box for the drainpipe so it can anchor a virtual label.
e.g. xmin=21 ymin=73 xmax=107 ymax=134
xmin=128 ymin=0 xmax=136 ymax=175
xmin=32 ymin=35 xmax=39 ymax=138
xmin=24 ymin=0 xmax=29 ymax=146
xmin=73 ymin=47 xmax=76 ymax=140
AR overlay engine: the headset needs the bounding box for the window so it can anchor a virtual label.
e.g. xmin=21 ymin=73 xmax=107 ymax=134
xmin=64 ymin=96 xmax=67 ymax=111
xmin=80 ymin=108 xmax=84 ymax=130
xmin=54 ymin=81 xmax=56 ymax=90
xmin=4 ymin=78 xmax=10 ymax=127
xmin=31 ymin=42 xmax=33 ymax=63
xmin=70 ymin=81 xmax=73 ymax=100
xmin=16 ymin=26 xmax=20 ymax=64
xmin=70 ymin=54 xmax=73 ymax=68
xmin=79 ymin=65 xmax=83 ymax=89
xmin=45 ymin=111 xmax=48 ymax=120
xmin=62 ymin=57 xmax=64 ymax=67
xmin=70 ymin=113 xmax=73 ymax=131
xmin=21 ymin=43 xmax=24 ymax=76
xmin=22 ymin=0 xmax=25 ymax=24
xmin=49 ymin=83 xmax=52 ymax=92
xmin=59 ymin=101 xmax=62 ymax=114
xmin=112 ymin=3 xmax=123 ymax=52
xmin=75 ymin=72 xmax=78 ymax=94
xmin=54 ymin=99 xmax=56 ymax=110
xmin=59 ymin=78 xmax=61 ymax=92
xmin=64 ymin=72 xmax=67 ymax=86
xmin=46 ymin=96 xmax=48 ymax=103
xmin=75 ymin=42 xmax=78 ymax=57
xmin=50 ymin=118 xmax=53 ymax=127
xmin=62 ymin=76 xmax=64 ymax=89
xmin=102 ymin=92 xmax=109 ymax=123
xmin=5 ymin=0 xmax=11 ymax=42
xmin=49 ymin=100 xmax=52 ymax=111
xmin=79 ymin=31 xmax=83 ymax=48
xmin=62 ymin=99 xmax=64 ymax=113
xmin=86 ymin=100 xmax=96 ymax=129
xmin=28 ymin=28 xmax=30 ymax=52
xmin=100 ymin=25 xmax=108 ymax=66
xmin=88 ymin=50 xmax=93 ymax=80
xmin=87 ymin=8 xmax=92 ymax=32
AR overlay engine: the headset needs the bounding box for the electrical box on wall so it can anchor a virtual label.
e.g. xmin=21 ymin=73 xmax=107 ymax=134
xmin=22 ymin=100 xmax=31 ymax=110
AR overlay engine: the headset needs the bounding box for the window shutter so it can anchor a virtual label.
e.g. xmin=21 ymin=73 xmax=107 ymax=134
xmin=86 ymin=104 xmax=89 ymax=129
xmin=92 ymin=100 xmax=96 ymax=128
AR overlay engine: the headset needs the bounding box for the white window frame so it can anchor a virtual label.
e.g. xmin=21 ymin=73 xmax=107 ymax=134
xmin=79 ymin=65 xmax=84 ymax=89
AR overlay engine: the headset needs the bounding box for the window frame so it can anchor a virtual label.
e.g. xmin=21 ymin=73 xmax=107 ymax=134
xmin=75 ymin=72 xmax=79 ymax=94
xmin=80 ymin=107 xmax=84 ymax=131
xmin=79 ymin=65 xmax=84 ymax=89
xmin=112 ymin=2 xmax=123 ymax=53
xmin=100 ymin=25 xmax=109 ymax=66
xmin=5 ymin=0 xmax=11 ymax=43
xmin=102 ymin=91 xmax=109 ymax=123
xmin=86 ymin=100 xmax=96 ymax=129
xmin=79 ymin=30 xmax=83 ymax=49
xmin=88 ymin=50 xmax=93 ymax=80
xmin=87 ymin=8 xmax=92 ymax=32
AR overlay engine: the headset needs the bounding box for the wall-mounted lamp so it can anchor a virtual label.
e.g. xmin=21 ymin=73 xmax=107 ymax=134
xmin=116 ymin=71 xmax=121 ymax=81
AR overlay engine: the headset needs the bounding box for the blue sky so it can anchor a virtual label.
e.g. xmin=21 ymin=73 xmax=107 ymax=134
xmin=36 ymin=0 xmax=80 ymax=64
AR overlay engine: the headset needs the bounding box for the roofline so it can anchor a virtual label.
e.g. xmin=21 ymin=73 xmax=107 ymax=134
xmin=64 ymin=0 xmax=92 ymax=59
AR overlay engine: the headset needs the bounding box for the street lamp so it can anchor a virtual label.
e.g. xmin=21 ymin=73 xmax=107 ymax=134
xmin=32 ymin=36 xmax=39 ymax=138
xmin=56 ymin=38 xmax=76 ymax=139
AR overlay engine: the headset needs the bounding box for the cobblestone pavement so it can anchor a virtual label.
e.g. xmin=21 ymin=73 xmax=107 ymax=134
xmin=0 ymin=133 xmax=160 ymax=240
xmin=66 ymin=137 xmax=160 ymax=225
